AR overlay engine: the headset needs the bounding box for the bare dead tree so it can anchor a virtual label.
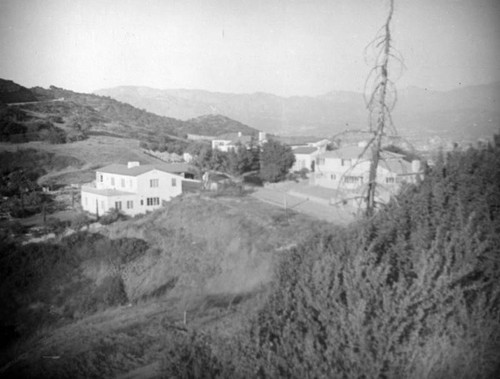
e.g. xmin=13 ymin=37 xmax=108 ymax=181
xmin=363 ymin=0 xmax=402 ymax=216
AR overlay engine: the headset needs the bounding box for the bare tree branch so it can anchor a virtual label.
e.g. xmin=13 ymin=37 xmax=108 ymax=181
xmin=364 ymin=0 xmax=397 ymax=217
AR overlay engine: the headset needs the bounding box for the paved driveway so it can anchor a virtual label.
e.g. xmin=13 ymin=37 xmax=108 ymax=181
xmin=251 ymin=184 xmax=357 ymax=225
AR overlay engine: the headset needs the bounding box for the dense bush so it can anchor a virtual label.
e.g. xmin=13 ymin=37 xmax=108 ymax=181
xmin=0 ymin=233 xmax=149 ymax=345
xmin=99 ymin=208 xmax=128 ymax=225
xmin=141 ymin=137 xmax=188 ymax=154
xmin=161 ymin=331 xmax=223 ymax=379
xmin=70 ymin=212 xmax=91 ymax=230
xmin=260 ymin=140 xmax=295 ymax=183
xmin=82 ymin=275 xmax=128 ymax=313
xmin=162 ymin=142 xmax=500 ymax=378
xmin=0 ymin=149 xmax=83 ymax=218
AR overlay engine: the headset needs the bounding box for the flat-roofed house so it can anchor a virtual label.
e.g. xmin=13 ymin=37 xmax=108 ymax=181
xmin=81 ymin=162 xmax=198 ymax=216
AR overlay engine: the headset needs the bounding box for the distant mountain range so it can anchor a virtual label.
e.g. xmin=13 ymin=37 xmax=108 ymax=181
xmin=1 ymin=78 xmax=498 ymax=145
xmin=95 ymin=83 xmax=500 ymax=143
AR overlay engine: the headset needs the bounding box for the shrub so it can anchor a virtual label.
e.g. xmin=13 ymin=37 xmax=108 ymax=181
xmin=297 ymin=167 xmax=309 ymax=179
xmin=44 ymin=217 xmax=69 ymax=234
xmin=160 ymin=331 xmax=223 ymax=379
xmin=160 ymin=143 xmax=500 ymax=378
xmin=82 ymin=275 xmax=128 ymax=313
xmin=99 ymin=208 xmax=127 ymax=225
xmin=245 ymin=144 xmax=500 ymax=378
xmin=71 ymin=212 xmax=90 ymax=230
xmin=260 ymin=140 xmax=295 ymax=183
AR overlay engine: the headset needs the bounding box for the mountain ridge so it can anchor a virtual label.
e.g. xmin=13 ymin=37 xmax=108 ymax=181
xmin=0 ymin=79 xmax=260 ymax=144
xmin=95 ymin=83 xmax=500 ymax=142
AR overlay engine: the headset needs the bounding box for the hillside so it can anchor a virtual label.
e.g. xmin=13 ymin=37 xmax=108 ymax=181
xmin=0 ymin=194 xmax=330 ymax=378
xmin=1 ymin=140 xmax=499 ymax=378
xmin=185 ymin=114 xmax=258 ymax=136
xmin=0 ymin=79 xmax=38 ymax=104
xmin=32 ymin=85 xmax=258 ymax=137
xmin=0 ymin=80 xmax=258 ymax=145
xmin=96 ymin=83 xmax=500 ymax=143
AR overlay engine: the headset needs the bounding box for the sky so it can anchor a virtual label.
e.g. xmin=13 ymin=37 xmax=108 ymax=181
xmin=0 ymin=0 xmax=499 ymax=96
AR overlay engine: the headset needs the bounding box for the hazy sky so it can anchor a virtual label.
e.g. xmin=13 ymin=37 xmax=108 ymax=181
xmin=0 ymin=0 xmax=499 ymax=96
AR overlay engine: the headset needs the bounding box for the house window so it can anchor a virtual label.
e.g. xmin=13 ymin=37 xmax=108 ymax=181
xmin=121 ymin=178 xmax=125 ymax=187
xmin=150 ymin=178 xmax=159 ymax=188
xmin=140 ymin=200 xmax=144 ymax=206
xmin=146 ymin=197 xmax=160 ymax=206
xmin=386 ymin=177 xmax=396 ymax=184
xmin=111 ymin=177 xmax=115 ymax=186
xmin=344 ymin=176 xmax=363 ymax=184
xmin=100 ymin=175 xmax=103 ymax=182
xmin=171 ymin=178 xmax=177 ymax=187
xmin=129 ymin=179 xmax=132 ymax=187
xmin=317 ymin=158 xmax=325 ymax=165
xmin=115 ymin=201 xmax=122 ymax=210
xmin=341 ymin=159 xmax=350 ymax=167
xmin=330 ymin=174 xmax=336 ymax=180
xmin=126 ymin=200 xmax=133 ymax=209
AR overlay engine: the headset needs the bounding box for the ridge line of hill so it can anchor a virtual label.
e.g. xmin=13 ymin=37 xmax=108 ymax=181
xmin=0 ymin=79 xmax=260 ymax=144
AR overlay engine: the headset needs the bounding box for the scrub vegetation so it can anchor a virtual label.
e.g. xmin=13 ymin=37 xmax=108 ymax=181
xmin=159 ymin=141 xmax=500 ymax=378
xmin=1 ymin=141 xmax=499 ymax=378
xmin=0 ymin=192 xmax=329 ymax=378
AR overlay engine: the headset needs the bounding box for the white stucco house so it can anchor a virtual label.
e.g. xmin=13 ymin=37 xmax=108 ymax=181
xmin=211 ymin=131 xmax=266 ymax=152
xmin=291 ymin=146 xmax=320 ymax=172
xmin=81 ymin=162 xmax=198 ymax=216
xmin=312 ymin=145 xmax=423 ymax=194
xmin=211 ymin=132 xmax=252 ymax=152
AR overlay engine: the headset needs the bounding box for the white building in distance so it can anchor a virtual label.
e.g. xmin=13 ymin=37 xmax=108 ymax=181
xmin=312 ymin=145 xmax=423 ymax=198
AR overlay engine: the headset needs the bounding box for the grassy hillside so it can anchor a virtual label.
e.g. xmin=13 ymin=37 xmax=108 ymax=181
xmin=0 ymin=136 xmax=161 ymax=186
xmin=1 ymin=80 xmax=258 ymax=146
xmin=186 ymin=114 xmax=259 ymax=136
xmin=31 ymin=86 xmax=258 ymax=138
xmin=0 ymin=194 xmax=329 ymax=378
xmin=0 ymin=79 xmax=38 ymax=104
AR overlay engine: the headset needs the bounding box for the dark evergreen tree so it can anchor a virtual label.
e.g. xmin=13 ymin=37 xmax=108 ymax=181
xmin=259 ymin=140 xmax=295 ymax=183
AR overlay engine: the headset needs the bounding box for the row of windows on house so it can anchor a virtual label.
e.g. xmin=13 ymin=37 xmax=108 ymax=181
xmin=316 ymin=158 xmax=352 ymax=166
xmin=98 ymin=175 xmax=176 ymax=188
xmin=114 ymin=197 xmax=160 ymax=209
xmin=83 ymin=197 xmax=161 ymax=210
xmin=316 ymin=173 xmax=402 ymax=184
